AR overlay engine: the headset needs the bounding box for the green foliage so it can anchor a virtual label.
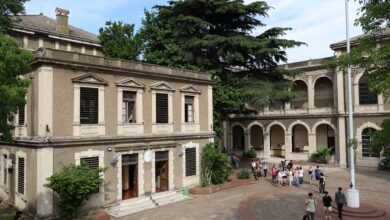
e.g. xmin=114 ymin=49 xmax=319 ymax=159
xmin=242 ymin=149 xmax=257 ymax=158
xmin=314 ymin=147 xmax=332 ymax=164
xmin=368 ymin=119 xmax=390 ymax=159
xmin=45 ymin=163 xmax=105 ymax=220
xmin=0 ymin=34 xmax=33 ymax=141
xmin=201 ymin=142 xmax=233 ymax=186
xmin=98 ymin=21 xmax=140 ymax=60
xmin=0 ymin=0 xmax=28 ymax=33
xmin=237 ymin=169 xmax=251 ymax=179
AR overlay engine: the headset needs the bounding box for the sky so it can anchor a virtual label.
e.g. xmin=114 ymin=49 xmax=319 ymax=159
xmin=24 ymin=0 xmax=363 ymax=63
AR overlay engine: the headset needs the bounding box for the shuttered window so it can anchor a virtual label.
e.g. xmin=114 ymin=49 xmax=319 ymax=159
xmin=362 ymin=128 xmax=379 ymax=157
xmin=185 ymin=148 xmax=196 ymax=177
xmin=359 ymin=77 xmax=378 ymax=105
xmin=80 ymin=87 xmax=99 ymax=124
xmin=2 ymin=154 xmax=7 ymax=185
xmin=17 ymin=157 xmax=25 ymax=194
xmin=80 ymin=157 xmax=99 ymax=170
xmin=18 ymin=106 xmax=25 ymax=126
xmin=156 ymin=93 xmax=168 ymax=123
xmin=185 ymin=96 xmax=194 ymax=123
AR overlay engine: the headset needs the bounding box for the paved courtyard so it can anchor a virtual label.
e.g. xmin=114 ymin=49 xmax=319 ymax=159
xmin=114 ymin=165 xmax=390 ymax=220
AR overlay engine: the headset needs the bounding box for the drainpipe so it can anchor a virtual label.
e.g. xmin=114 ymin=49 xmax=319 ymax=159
xmin=29 ymin=73 xmax=35 ymax=138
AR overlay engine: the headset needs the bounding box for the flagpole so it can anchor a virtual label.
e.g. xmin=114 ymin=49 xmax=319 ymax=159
xmin=345 ymin=0 xmax=360 ymax=208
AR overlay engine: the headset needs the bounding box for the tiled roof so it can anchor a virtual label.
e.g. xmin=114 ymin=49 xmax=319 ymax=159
xmin=330 ymin=28 xmax=390 ymax=50
xmin=12 ymin=14 xmax=100 ymax=44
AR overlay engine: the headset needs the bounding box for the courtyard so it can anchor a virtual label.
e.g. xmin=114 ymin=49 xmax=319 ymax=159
xmin=114 ymin=165 xmax=390 ymax=220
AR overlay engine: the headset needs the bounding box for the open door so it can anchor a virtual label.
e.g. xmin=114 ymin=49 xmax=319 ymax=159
xmin=122 ymin=154 xmax=138 ymax=200
xmin=155 ymin=151 xmax=169 ymax=192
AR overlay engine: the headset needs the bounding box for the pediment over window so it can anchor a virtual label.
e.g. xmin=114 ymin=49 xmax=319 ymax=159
xmin=150 ymin=81 xmax=175 ymax=91
xmin=116 ymin=77 xmax=145 ymax=89
xmin=180 ymin=84 xmax=201 ymax=94
xmin=71 ymin=73 xmax=109 ymax=85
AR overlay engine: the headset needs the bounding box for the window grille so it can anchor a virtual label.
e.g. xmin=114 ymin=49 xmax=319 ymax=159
xmin=80 ymin=157 xmax=99 ymax=170
xmin=17 ymin=157 xmax=25 ymax=194
xmin=80 ymin=87 xmax=99 ymax=124
xmin=362 ymin=128 xmax=379 ymax=157
xmin=185 ymin=148 xmax=196 ymax=177
xmin=359 ymin=77 xmax=378 ymax=105
xmin=156 ymin=93 xmax=168 ymax=123
xmin=18 ymin=106 xmax=25 ymax=126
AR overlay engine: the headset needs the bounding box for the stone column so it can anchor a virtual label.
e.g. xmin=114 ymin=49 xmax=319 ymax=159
xmin=285 ymin=102 xmax=291 ymax=110
xmin=244 ymin=131 xmax=250 ymax=152
xmin=284 ymin=133 xmax=292 ymax=159
xmin=308 ymin=134 xmax=317 ymax=155
xmin=263 ymin=133 xmax=271 ymax=159
xmin=308 ymin=75 xmax=315 ymax=109
xmin=336 ymin=70 xmax=345 ymax=113
xmin=337 ymin=117 xmax=347 ymax=167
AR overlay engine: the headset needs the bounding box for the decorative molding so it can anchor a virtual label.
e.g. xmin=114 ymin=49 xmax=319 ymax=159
xmin=71 ymin=73 xmax=109 ymax=85
xmin=116 ymin=77 xmax=145 ymax=89
xmin=150 ymin=81 xmax=175 ymax=91
xmin=180 ymin=84 xmax=201 ymax=94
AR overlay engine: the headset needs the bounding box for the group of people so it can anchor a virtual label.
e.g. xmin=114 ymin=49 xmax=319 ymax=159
xmin=304 ymin=187 xmax=347 ymax=220
xmin=250 ymin=159 xmax=268 ymax=180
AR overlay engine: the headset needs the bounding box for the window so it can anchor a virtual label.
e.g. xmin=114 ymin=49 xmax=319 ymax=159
xmin=359 ymin=76 xmax=378 ymax=105
xmin=17 ymin=157 xmax=25 ymax=194
xmin=156 ymin=93 xmax=168 ymax=123
xmin=80 ymin=87 xmax=98 ymax=124
xmin=185 ymin=148 xmax=196 ymax=177
xmin=122 ymin=91 xmax=136 ymax=123
xmin=80 ymin=157 xmax=99 ymax=170
xmin=184 ymin=96 xmax=194 ymax=123
xmin=362 ymin=128 xmax=379 ymax=157
xmin=18 ymin=106 xmax=25 ymax=126
xmin=2 ymin=154 xmax=7 ymax=185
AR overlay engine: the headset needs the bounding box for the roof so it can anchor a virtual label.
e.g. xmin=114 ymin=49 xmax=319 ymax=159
xmin=330 ymin=28 xmax=390 ymax=50
xmin=12 ymin=14 xmax=100 ymax=44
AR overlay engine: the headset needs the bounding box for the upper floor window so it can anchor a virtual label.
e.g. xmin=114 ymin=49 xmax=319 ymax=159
xmin=156 ymin=93 xmax=169 ymax=124
xmin=18 ymin=106 xmax=25 ymax=126
xmin=80 ymin=87 xmax=98 ymax=124
xmin=17 ymin=157 xmax=25 ymax=195
xmin=122 ymin=91 xmax=136 ymax=123
xmin=184 ymin=96 xmax=194 ymax=123
xmin=359 ymin=76 xmax=377 ymax=105
xmin=362 ymin=127 xmax=379 ymax=157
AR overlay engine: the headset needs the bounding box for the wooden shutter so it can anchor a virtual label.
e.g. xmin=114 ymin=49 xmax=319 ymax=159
xmin=80 ymin=87 xmax=99 ymax=124
xmin=359 ymin=77 xmax=378 ymax=104
xmin=185 ymin=148 xmax=196 ymax=177
xmin=156 ymin=93 xmax=168 ymax=123
xmin=18 ymin=106 xmax=25 ymax=126
xmin=18 ymin=157 xmax=25 ymax=194
xmin=80 ymin=157 xmax=99 ymax=170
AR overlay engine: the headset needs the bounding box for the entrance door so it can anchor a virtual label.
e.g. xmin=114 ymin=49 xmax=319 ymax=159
xmin=122 ymin=154 xmax=138 ymax=200
xmin=155 ymin=151 xmax=169 ymax=192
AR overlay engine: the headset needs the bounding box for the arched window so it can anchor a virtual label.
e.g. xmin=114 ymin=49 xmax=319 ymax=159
xmin=359 ymin=76 xmax=377 ymax=105
xmin=291 ymin=80 xmax=308 ymax=109
xmin=314 ymin=77 xmax=333 ymax=107
xmin=361 ymin=128 xmax=379 ymax=157
xmin=232 ymin=126 xmax=245 ymax=150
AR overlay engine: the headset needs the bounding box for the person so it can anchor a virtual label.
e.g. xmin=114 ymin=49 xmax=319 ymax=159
xmin=288 ymin=160 xmax=294 ymax=170
xmin=233 ymin=153 xmax=240 ymax=169
xmin=277 ymin=170 xmax=283 ymax=188
xmin=271 ymin=165 xmax=278 ymax=183
xmin=288 ymin=168 xmax=294 ymax=186
xmin=335 ymin=187 xmax=347 ymax=219
xmin=319 ymin=173 xmax=326 ymax=194
xmin=294 ymin=167 xmax=300 ymax=187
xmin=262 ymin=160 xmax=268 ymax=177
xmin=281 ymin=159 xmax=287 ymax=172
xmin=315 ymin=165 xmax=321 ymax=181
xmin=305 ymin=192 xmax=317 ymax=220
xmin=251 ymin=161 xmax=258 ymax=180
xmin=14 ymin=211 xmax=23 ymax=220
xmin=322 ymin=191 xmax=333 ymax=219
xmin=308 ymin=165 xmax=314 ymax=185
xmin=299 ymin=166 xmax=304 ymax=185
xmin=282 ymin=170 xmax=287 ymax=186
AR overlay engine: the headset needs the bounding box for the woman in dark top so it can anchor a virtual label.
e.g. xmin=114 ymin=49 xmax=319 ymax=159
xmin=319 ymin=173 xmax=325 ymax=194
xmin=322 ymin=191 xmax=333 ymax=219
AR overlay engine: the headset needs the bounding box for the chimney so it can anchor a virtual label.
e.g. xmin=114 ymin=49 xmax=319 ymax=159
xmin=55 ymin=7 xmax=70 ymax=34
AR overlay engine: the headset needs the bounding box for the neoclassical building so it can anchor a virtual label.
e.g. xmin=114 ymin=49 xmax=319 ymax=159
xmin=0 ymin=8 xmax=213 ymax=217
xmin=226 ymin=32 xmax=390 ymax=168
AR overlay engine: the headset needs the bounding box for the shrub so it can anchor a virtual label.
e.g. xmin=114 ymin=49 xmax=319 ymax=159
xmin=201 ymin=143 xmax=233 ymax=186
xmin=46 ymin=163 xmax=106 ymax=220
xmin=314 ymin=147 xmax=332 ymax=163
xmin=237 ymin=169 xmax=251 ymax=179
xmin=242 ymin=149 xmax=257 ymax=158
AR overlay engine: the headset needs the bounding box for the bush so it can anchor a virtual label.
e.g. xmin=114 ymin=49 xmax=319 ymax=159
xmin=46 ymin=163 xmax=105 ymax=220
xmin=314 ymin=147 xmax=332 ymax=163
xmin=201 ymin=143 xmax=233 ymax=186
xmin=237 ymin=169 xmax=251 ymax=179
xmin=242 ymin=149 xmax=257 ymax=158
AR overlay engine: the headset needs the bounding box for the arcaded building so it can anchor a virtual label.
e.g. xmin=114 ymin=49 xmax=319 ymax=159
xmin=226 ymin=32 xmax=390 ymax=168
xmin=0 ymin=8 xmax=214 ymax=217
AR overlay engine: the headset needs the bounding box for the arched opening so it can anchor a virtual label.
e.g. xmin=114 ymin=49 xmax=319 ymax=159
xmin=361 ymin=127 xmax=379 ymax=157
xmin=314 ymin=77 xmax=334 ymax=107
xmin=291 ymin=80 xmax=308 ymax=109
xmin=315 ymin=124 xmax=335 ymax=152
xmin=232 ymin=125 xmax=245 ymax=150
xmin=270 ymin=124 xmax=285 ymax=157
xmin=359 ymin=76 xmax=378 ymax=105
xmin=250 ymin=125 xmax=263 ymax=149
xmin=292 ymin=124 xmax=308 ymax=152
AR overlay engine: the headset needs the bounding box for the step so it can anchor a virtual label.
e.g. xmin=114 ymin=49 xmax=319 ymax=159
xmin=119 ymin=196 xmax=152 ymax=207
xmin=331 ymin=209 xmax=385 ymax=218
xmin=156 ymin=195 xmax=190 ymax=206
xmin=108 ymin=202 xmax=157 ymax=217
xmin=117 ymin=200 xmax=155 ymax=211
xmin=150 ymin=191 xmax=178 ymax=200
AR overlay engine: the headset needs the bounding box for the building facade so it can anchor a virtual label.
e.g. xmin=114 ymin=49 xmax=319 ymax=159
xmin=0 ymin=8 xmax=214 ymax=217
xmin=226 ymin=33 xmax=390 ymax=168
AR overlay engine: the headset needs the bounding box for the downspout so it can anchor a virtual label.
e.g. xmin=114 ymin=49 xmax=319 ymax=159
xmin=29 ymin=73 xmax=35 ymax=138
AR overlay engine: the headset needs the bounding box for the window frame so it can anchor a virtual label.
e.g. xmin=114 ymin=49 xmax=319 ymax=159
xmin=156 ymin=93 xmax=169 ymax=124
xmin=184 ymin=96 xmax=195 ymax=123
xmin=361 ymin=127 xmax=379 ymax=157
xmin=122 ymin=91 xmax=137 ymax=124
xmin=15 ymin=151 xmax=27 ymax=196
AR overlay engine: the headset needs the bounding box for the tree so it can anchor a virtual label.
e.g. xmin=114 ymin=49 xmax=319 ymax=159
xmin=98 ymin=21 xmax=140 ymax=60
xmin=0 ymin=0 xmax=29 ymax=33
xmin=0 ymin=34 xmax=34 ymax=141
xmin=46 ymin=163 xmax=105 ymax=220
xmin=138 ymin=0 xmax=305 ymax=137
xmin=368 ymin=119 xmax=390 ymax=159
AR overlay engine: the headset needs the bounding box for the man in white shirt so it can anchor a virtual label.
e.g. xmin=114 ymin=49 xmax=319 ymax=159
xmin=305 ymin=192 xmax=317 ymax=220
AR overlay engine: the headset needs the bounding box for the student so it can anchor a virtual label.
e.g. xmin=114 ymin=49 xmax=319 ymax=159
xmin=287 ymin=160 xmax=294 ymax=170
xmin=271 ymin=165 xmax=278 ymax=183
xmin=262 ymin=160 xmax=268 ymax=177
xmin=277 ymin=170 xmax=283 ymax=188
xmin=315 ymin=165 xmax=321 ymax=181
xmin=305 ymin=192 xmax=317 ymax=220
xmin=288 ymin=168 xmax=294 ymax=186
xmin=294 ymin=167 xmax=300 ymax=187
xmin=308 ymin=165 xmax=314 ymax=185
xmin=319 ymin=173 xmax=326 ymax=194
xmin=335 ymin=187 xmax=347 ymax=219
xmin=299 ymin=166 xmax=304 ymax=184
xmin=251 ymin=161 xmax=258 ymax=180
xmin=322 ymin=191 xmax=333 ymax=219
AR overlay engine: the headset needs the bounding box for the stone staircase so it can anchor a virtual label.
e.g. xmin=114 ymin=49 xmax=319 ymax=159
xmin=107 ymin=191 xmax=191 ymax=217
xmin=331 ymin=202 xmax=386 ymax=219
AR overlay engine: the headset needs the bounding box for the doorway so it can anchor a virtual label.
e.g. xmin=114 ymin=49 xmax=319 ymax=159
xmin=122 ymin=154 xmax=138 ymax=200
xmin=155 ymin=151 xmax=169 ymax=193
